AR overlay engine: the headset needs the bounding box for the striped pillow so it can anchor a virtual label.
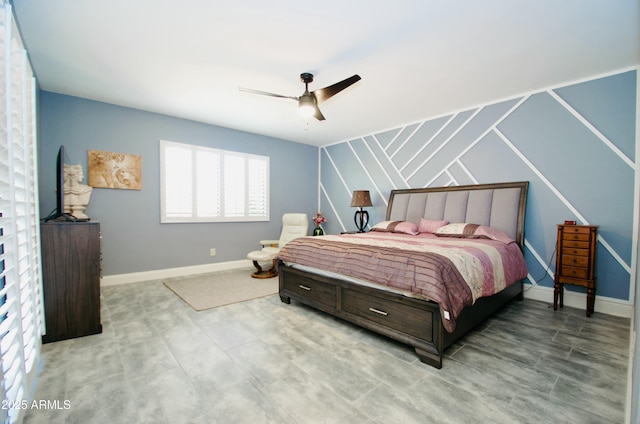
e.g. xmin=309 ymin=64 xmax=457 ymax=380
xmin=434 ymin=223 xmax=482 ymax=238
xmin=371 ymin=221 xmax=419 ymax=235
xmin=435 ymin=223 xmax=515 ymax=244
xmin=418 ymin=218 xmax=448 ymax=234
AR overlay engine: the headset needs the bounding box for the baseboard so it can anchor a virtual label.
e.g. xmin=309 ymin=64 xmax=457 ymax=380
xmin=101 ymin=260 xmax=254 ymax=286
xmin=523 ymin=283 xmax=633 ymax=318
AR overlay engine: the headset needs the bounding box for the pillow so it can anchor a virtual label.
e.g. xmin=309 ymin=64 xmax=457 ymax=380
xmin=371 ymin=220 xmax=419 ymax=235
xmin=418 ymin=218 xmax=448 ymax=234
xmin=474 ymin=226 xmax=515 ymax=244
xmin=434 ymin=223 xmax=481 ymax=238
xmin=434 ymin=223 xmax=514 ymax=244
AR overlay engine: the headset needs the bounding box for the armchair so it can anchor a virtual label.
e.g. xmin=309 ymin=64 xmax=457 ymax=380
xmin=247 ymin=213 xmax=308 ymax=278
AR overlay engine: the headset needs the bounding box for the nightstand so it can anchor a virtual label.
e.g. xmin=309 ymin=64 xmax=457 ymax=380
xmin=553 ymin=224 xmax=598 ymax=317
xmin=341 ymin=230 xmax=368 ymax=234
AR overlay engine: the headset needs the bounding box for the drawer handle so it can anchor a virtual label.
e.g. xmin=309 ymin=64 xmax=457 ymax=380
xmin=368 ymin=307 xmax=388 ymax=316
xmin=298 ymin=285 xmax=311 ymax=291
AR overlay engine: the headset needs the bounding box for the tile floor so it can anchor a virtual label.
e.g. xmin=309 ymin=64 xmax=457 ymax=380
xmin=24 ymin=270 xmax=630 ymax=423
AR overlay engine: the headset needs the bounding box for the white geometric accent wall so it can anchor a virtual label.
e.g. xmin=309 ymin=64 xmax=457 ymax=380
xmin=319 ymin=69 xmax=637 ymax=305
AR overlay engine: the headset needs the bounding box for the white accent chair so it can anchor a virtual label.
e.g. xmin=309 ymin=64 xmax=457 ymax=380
xmin=247 ymin=213 xmax=308 ymax=278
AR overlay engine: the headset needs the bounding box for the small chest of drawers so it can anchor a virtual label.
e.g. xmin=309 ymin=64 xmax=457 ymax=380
xmin=553 ymin=224 xmax=597 ymax=317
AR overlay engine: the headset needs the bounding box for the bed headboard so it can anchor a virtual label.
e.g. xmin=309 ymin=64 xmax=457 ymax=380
xmin=387 ymin=181 xmax=529 ymax=248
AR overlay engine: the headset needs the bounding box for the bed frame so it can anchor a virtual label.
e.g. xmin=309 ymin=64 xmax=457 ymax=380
xmin=278 ymin=181 xmax=528 ymax=368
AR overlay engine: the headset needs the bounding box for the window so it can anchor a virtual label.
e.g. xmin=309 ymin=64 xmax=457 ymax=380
xmin=160 ymin=140 xmax=269 ymax=223
xmin=0 ymin=5 xmax=45 ymax=424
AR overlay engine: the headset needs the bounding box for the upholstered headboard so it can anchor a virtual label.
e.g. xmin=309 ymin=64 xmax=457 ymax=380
xmin=387 ymin=181 xmax=529 ymax=248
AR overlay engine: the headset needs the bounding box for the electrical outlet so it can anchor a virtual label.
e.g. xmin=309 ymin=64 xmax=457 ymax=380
xmin=209 ymin=248 xmax=216 ymax=256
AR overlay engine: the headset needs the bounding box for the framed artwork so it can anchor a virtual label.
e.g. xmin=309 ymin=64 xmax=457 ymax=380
xmin=88 ymin=150 xmax=142 ymax=190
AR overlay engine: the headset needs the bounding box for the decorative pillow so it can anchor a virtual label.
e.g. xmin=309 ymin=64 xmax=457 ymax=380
xmin=418 ymin=218 xmax=448 ymax=234
xmin=371 ymin=221 xmax=419 ymax=235
xmin=435 ymin=223 xmax=482 ymax=237
xmin=434 ymin=223 xmax=514 ymax=244
xmin=474 ymin=226 xmax=515 ymax=244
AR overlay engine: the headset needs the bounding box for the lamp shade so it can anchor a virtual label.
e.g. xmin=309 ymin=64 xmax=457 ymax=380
xmin=350 ymin=190 xmax=372 ymax=207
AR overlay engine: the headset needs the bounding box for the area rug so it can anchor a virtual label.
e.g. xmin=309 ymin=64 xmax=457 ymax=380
xmin=163 ymin=269 xmax=278 ymax=311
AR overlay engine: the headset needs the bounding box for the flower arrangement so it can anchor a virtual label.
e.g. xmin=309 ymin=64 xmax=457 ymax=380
xmin=312 ymin=212 xmax=326 ymax=227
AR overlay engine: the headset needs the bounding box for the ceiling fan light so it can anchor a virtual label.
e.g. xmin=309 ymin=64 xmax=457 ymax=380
xmin=298 ymin=96 xmax=315 ymax=117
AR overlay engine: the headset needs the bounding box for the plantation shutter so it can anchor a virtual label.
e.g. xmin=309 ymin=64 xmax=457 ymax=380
xmin=248 ymin=157 xmax=268 ymax=217
xmin=160 ymin=140 xmax=269 ymax=222
xmin=0 ymin=4 xmax=45 ymax=424
xmin=223 ymin=153 xmax=245 ymax=217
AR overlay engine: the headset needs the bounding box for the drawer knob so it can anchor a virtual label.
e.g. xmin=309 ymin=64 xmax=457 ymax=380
xmin=298 ymin=285 xmax=311 ymax=291
xmin=368 ymin=307 xmax=388 ymax=316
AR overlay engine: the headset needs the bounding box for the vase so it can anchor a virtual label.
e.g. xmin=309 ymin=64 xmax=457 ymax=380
xmin=313 ymin=227 xmax=324 ymax=236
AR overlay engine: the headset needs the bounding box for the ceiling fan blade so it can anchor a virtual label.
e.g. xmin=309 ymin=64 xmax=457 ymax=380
xmin=313 ymin=105 xmax=326 ymax=121
xmin=239 ymin=87 xmax=297 ymax=100
xmin=312 ymin=74 xmax=361 ymax=104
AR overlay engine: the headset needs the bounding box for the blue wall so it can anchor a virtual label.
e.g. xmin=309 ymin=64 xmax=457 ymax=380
xmin=38 ymin=92 xmax=319 ymax=275
xmin=319 ymin=70 xmax=637 ymax=303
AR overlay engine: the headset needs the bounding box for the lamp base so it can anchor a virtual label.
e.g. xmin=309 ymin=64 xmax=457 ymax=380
xmin=354 ymin=209 xmax=369 ymax=233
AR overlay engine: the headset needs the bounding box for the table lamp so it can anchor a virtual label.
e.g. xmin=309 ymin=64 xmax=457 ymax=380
xmin=350 ymin=190 xmax=372 ymax=233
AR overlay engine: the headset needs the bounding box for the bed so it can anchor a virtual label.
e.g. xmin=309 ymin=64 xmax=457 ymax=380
xmin=277 ymin=181 xmax=529 ymax=368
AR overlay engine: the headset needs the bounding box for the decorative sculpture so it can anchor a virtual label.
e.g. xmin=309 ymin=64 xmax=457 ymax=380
xmin=64 ymin=164 xmax=93 ymax=220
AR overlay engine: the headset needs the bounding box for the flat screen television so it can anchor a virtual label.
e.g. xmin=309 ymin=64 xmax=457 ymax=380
xmin=43 ymin=145 xmax=76 ymax=221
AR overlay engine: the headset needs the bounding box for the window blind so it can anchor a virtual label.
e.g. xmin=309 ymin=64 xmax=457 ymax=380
xmin=0 ymin=4 xmax=45 ymax=423
xmin=160 ymin=140 xmax=269 ymax=223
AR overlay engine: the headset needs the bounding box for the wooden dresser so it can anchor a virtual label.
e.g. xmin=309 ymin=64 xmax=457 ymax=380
xmin=40 ymin=221 xmax=102 ymax=343
xmin=553 ymin=224 xmax=598 ymax=317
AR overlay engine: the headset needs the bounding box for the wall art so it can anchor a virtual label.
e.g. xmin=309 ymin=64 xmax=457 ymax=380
xmin=88 ymin=149 xmax=142 ymax=190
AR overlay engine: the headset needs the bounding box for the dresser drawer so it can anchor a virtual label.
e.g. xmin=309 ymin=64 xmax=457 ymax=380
xmin=559 ymin=265 xmax=589 ymax=279
xmin=561 ymin=254 xmax=590 ymax=267
xmin=562 ymin=241 xmax=590 ymax=250
xmin=562 ymin=247 xmax=589 ymax=256
xmin=562 ymin=232 xmax=591 ymax=242
xmin=282 ymin=276 xmax=336 ymax=308
xmin=562 ymin=225 xmax=591 ymax=234
xmin=342 ymin=289 xmax=433 ymax=341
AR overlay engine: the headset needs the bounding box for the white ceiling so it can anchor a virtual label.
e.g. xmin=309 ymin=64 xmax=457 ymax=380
xmin=12 ymin=0 xmax=639 ymax=147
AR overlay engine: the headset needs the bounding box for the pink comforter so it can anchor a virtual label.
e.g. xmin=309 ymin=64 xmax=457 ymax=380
xmin=277 ymin=232 xmax=528 ymax=332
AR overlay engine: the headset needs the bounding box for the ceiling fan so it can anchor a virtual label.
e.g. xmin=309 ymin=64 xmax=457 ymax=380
xmin=239 ymin=73 xmax=361 ymax=121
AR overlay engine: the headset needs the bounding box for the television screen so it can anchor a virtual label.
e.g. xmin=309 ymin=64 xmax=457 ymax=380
xmin=43 ymin=145 xmax=76 ymax=222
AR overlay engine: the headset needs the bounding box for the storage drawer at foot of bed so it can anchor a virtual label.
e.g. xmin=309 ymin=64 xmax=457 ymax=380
xmin=281 ymin=276 xmax=336 ymax=308
xmin=341 ymin=289 xmax=434 ymax=342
